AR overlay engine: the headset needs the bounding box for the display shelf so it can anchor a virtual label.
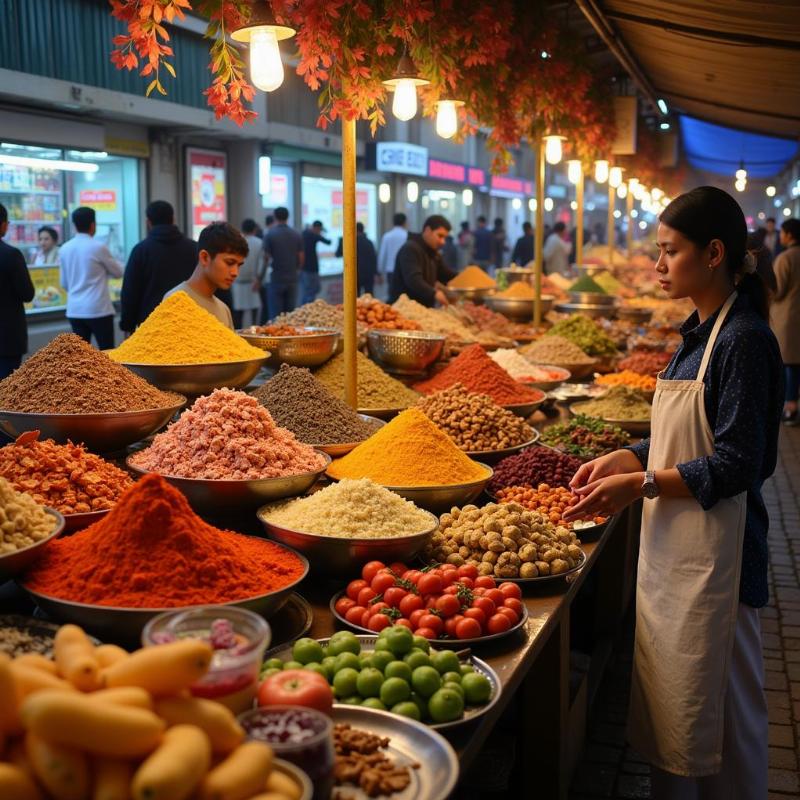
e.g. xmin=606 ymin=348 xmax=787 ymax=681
xmin=0 ymin=188 xmax=62 ymax=195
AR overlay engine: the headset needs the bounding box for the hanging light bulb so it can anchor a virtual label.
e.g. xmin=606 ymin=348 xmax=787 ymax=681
xmin=766 ymin=185 xmax=777 ymax=197
xmin=609 ymin=166 xmax=624 ymax=188
xmin=462 ymin=188 xmax=473 ymax=207
xmin=567 ymin=160 xmax=582 ymax=185
xmin=231 ymin=11 xmax=295 ymax=93
xmin=406 ymin=181 xmax=419 ymax=203
xmin=594 ymin=160 xmax=609 ymax=183
xmin=512 ymin=198 xmax=522 ymax=210
xmin=543 ymin=135 xmax=566 ymax=165
xmin=528 ymin=198 xmax=537 ymax=212
xmin=735 ymin=179 xmax=747 ymax=193
xmin=383 ymin=50 xmax=429 ymax=122
xmin=570 ymin=200 xmax=578 ymax=210
xmin=617 ymin=183 xmax=628 ymax=199
xmin=735 ymin=166 xmax=747 ymax=181
xmin=544 ymin=197 xmax=554 ymax=212
xmin=435 ymin=100 xmax=464 ymax=139
xmin=628 ymin=177 xmax=639 ymax=193
xmin=378 ymin=183 xmax=391 ymax=204
xmin=651 ymin=187 xmax=664 ymax=201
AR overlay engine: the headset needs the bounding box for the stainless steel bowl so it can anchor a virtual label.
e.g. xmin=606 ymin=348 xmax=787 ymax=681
xmin=366 ymin=329 xmax=446 ymax=375
xmin=485 ymin=294 xmax=554 ymax=322
xmin=568 ymin=291 xmax=617 ymax=306
xmin=63 ymin=508 xmax=110 ymax=534
xmin=524 ymin=357 xmax=597 ymax=381
xmin=380 ymin=464 xmax=493 ymax=514
xmin=121 ymin=359 xmax=267 ymax=396
xmin=569 ymin=403 xmax=651 ymax=437
xmin=126 ymin=452 xmax=331 ymax=513
xmin=257 ymin=507 xmax=438 ymax=577
xmin=554 ymin=302 xmax=616 ymax=320
xmin=309 ymin=415 xmax=385 ymax=457
xmin=0 ymin=401 xmax=185 ymax=453
xmin=356 ymin=406 xmax=408 ymax=420
xmin=0 ymin=509 xmax=64 ymax=582
xmin=238 ymin=327 xmax=339 ymax=369
xmin=523 ymin=365 xmax=572 ymax=392
xmin=444 ymin=286 xmax=495 ymax=304
xmin=497 ymin=266 xmax=535 ymax=285
xmin=615 ymin=306 xmax=654 ymax=325
xmin=576 ymin=264 xmax=607 ymax=277
xmin=20 ymin=540 xmax=309 ymax=641
xmin=466 ymin=431 xmax=540 ymax=465
xmin=503 ymin=390 xmax=546 ymax=418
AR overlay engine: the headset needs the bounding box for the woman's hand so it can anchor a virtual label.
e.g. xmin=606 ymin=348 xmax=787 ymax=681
xmin=563 ymin=473 xmax=644 ymax=522
xmin=569 ymin=449 xmax=644 ymax=491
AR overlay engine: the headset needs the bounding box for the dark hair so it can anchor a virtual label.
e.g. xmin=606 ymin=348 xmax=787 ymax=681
xmin=0 ymin=203 xmax=7 ymax=225
xmin=423 ymin=215 xmax=452 ymax=232
xmin=660 ymin=186 xmax=769 ymax=320
xmin=746 ymin=237 xmax=777 ymax=294
xmin=198 ymin=222 xmax=248 ymax=258
xmin=522 ymin=222 xmax=532 ymax=232
xmin=477 ymin=215 xmax=487 ymax=224
xmin=146 ymin=200 xmax=174 ymax=226
xmin=274 ymin=207 xmax=289 ymax=222
xmin=493 ymin=218 xmax=503 ymax=228
xmin=265 ymin=214 xmax=275 ymax=226
xmin=38 ymin=225 xmax=58 ymax=243
xmin=460 ymin=221 xmax=470 ymax=231
xmin=553 ymin=221 xmax=566 ymax=234
xmin=241 ymin=218 xmax=258 ymax=234
xmin=356 ymin=222 xmax=365 ymax=234
xmin=72 ymin=206 xmax=95 ymax=233
xmin=782 ymin=218 xmax=800 ymax=242
xmin=392 ymin=213 xmax=407 ymax=226
xmin=766 ymin=217 xmax=776 ymax=224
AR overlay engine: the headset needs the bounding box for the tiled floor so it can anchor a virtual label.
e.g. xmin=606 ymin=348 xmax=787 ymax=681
xmin=570 ymin=426 xmax=800 ymax=799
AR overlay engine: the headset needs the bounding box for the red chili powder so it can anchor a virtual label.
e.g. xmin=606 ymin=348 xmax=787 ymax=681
xmin=413 ymin=344 xmax=542 ymax=405
xmin=23 ymin=474 xmax=306 ymax=608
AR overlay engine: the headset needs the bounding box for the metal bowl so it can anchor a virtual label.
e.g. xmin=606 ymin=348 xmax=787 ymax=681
xmin=485 ymin=294 xmax=554 ymax=322
xmin=569 ymin=403 xmax=651 ymax=437
xmin=576 ymin=264 xmax=608 ymax=277
xmin=497 ymin=266 xmax=535 ymax=284
xmin=309 ymin=415 xmax=385 ymax=457
xmin=381 ymin=464 xmax=494 ymax=515
xmin=524 ymin=358 xmax=597 ymax=382
xmin=257 ymin=507 xmax=439 ymax=577
xmin=367 ymin=330 xmax=446 ymax=375
xmin=568 ymin=291 xmax=617 ymax=306
xmin=271 ymin=759 xmax=313 ymax=800
xmin=523 ymin=365 xmax=572 ymax=392
xmin=356 ymin=406 xmax=408 ymax=420
xmin=503 ymin=389 xmax=547 ymax=418
xmin=444 ymin=286 xmax=495 ymax=304
xmin=63 ymin=508 xmax=110 ymax=534
xmin=121 ymin=359 xmax=267 ymax=396
xmin=126 ymin=452 xmax=331 ymax=513
xmin=466 ymin=431 xmax=539 ymax=465
xmin=0 ymin=509 xmax=64 ymax=583
xmin=0 ymin=402 xmax=185 ymax=453
xmin=554 ymin=302 xmax=616 ymax=320
xmin=615 ymin=306 xmax=654 ymax=325
xmin=238 ymin=327 xmax=339 ymax=369
xmin=20 ymin=540 xmax=309 ymax=642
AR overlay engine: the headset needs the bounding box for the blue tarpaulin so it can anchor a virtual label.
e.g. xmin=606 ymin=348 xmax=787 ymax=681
xmin=679 ymin=116 xmax=798 ymax=179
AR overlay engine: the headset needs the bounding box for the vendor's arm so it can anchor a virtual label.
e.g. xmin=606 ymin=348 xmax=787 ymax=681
xmin=396 ymin=246 xmax=436 ymax=306
xmin=436 ymin=260 xmax=458 ymax=286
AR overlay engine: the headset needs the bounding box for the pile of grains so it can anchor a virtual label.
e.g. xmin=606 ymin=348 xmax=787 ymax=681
xmin=488 ymin=348 xmax=553 ymax=382
xmin=618 ymin=350 xmax=673 ymax=377
xmin=356 ymin=295 xmax=421 ymax=330
xmin=519 ymin=335 xmax=595 ymax=365
xmin=495 ymin=484 xmax=606 ymax=527
xmin=110 ymin=292 xmax=265 ymax=364
xmin=595 ymin=370 xmax=657 ymax=392
xmin=242 ymin=324 xmax=318 ymax=336
xmin=496 ymin=281 xmax=536 ymax=299
xmin=129 ymin=388 xmax=326 ymax=480
xmin=458 ymin=302 xmax=520 ymax=338
xmin=273 ymin=299 xmax=368 ymax=336
xmin=539 ymin=415 xmax=630 ymax=460
xmin=392 ymin=295 xmax=478 ymax=342
xmin=488 ymin=445 xmax=582 ymax=494
xmin=448 ymin=265 xmax=496 ymax=289
xmin=260 ymin=478 xmax=433 ymax=538
xmin=327 ymin=408 xmax=488 ymax=486
xmin=314 ymin=351 xmax=420 ymax=410
xmin=0 ymin=334 xmax=182 ymax=413
xmin=574 ymin=386 xmax=652 ymax=421
xmin=23 ymin=474 xmax=307 ymax=607
xmin=0 ymin=477 xmax=57 ymax=554
xmin=425 ymin=501 xmax=583 ymax=578
xmin=0 ymin=431 xmax=133 ymax=514
xmin=592 ymin=271 xmax=622 ymax=294
xmin=417 ymin=384 xmax=533 ymax=451
xmin=545 ymin=315 xmax=618 ymax=359
xmin=413 ymin=344 xmax=542 ymax=405
xmin=568 ymin=275 xmax=607 ymax=294
xmin=252 ymin=364 xmax=383 ymax=444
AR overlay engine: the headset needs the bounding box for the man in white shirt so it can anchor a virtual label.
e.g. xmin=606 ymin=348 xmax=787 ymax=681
xmin=59 ymin=206 xmax=124 ymax=350
xmin=543 ymin=221 xmax=573 ymax=277
xmin=378 ymin=213 xmax=409 ymax=283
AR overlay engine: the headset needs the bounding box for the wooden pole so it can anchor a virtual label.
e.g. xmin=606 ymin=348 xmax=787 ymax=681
xmin=534 ymin=144 xmax=545 ymax=326
xmin=342 ymin=116 xmax=358 ymax=409
xmin=626 ymin=189 xmax=634 ymax=256
xmin=575 ymin=168 xmax=584 ymax=268
xmin=607 ymin=182 xmax=615 ymax=270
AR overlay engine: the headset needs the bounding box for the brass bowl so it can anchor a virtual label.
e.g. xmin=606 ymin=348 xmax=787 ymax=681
xmin=238 ymin=327 xmax=339 ymax=369
xmin=121 ymin=359 xmax=266 ymax=396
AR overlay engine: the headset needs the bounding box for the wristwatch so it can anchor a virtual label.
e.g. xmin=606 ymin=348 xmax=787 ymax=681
xmin=641 ymin=470 xmax=659 ymax=499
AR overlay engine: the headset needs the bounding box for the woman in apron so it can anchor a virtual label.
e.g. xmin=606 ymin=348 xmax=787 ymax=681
xmin=565 ymin=186 xmax=782 ymax=799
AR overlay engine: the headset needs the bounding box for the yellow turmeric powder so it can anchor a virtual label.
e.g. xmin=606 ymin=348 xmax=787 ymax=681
xmin=496 ymin=281 xmax=536 ymax=299
xmin=447 ymin=266 xmax=496 ymax=289
xmin=327 ymin=407 xmax=489 ymax=486
xmin=109 ymin=292 xmax=265 ymax=365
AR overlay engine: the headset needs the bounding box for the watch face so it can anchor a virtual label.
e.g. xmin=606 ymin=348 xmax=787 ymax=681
xmin=642 ymin=481 xmax=659 ymax=499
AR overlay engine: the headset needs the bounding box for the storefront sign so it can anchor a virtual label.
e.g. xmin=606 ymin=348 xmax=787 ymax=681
xmin=369 ymin=142 xmax=428 ymax=176
xmin=79 ymin=189 xmax=117 ymax=211
xmin=427 ymin=158 xmax=486 ymax=187
xmin=187 ymin=148 xmax=227 ymax=240
xmin=490 ymin=175 xmax=533 ymax=196
xmin=261 ymin=164 xmax=292 ymax=209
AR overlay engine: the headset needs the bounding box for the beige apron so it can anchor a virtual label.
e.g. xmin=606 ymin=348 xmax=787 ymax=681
xmin=627 ymin=291 xmax=746 ymax=777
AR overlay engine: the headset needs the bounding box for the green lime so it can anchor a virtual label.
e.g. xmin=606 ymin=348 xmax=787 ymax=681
xmin=383 ymin=625 xmax=414 ymax=657
xmin=412 ymin=635 xmax=431 ymax=653
xmin=430 ymin=650 xmax=461 ymax=676
xmin=359 ymin=655 xmax=375 ymax=670
xmin=443 ymin=680 xmax=464 ymax=697
xmin=374 ymin=638 xmax=392 ymax=652
xmin=327 ymin=634 xmax=361 ymax=657
xmin=303 ymin=663 xmax=328 ymax=678
xmin=383 ymin=661 xmax=413 ymax=683
xmin=409 ymin=691 xmax=429 ymax=720
xmin=428 ymin=687 xmax=465 ymax=723
xmin=356 ymin=668 xmax=384 ymax=698
xmin=462 ymin=672 xmax=493 ymax=704
xmin=283 ymin=660 xmax=303 ymax=671
xmin=459 ymin=664 xmax=475 ymax=676
xmin=263 ymin=658 xmax=284 ymax=671
xmin=292 ymin=637 xmax=325 ymax=665
xmin=332 ymin=667 xmax=359 ymax=698
xmin=403 ymin=650 xmax=432 ymax=670
xmin=361 ymin=697 xmax=387 ymax=711
xmin=341 ymin=695 xmax=362 ymax=705
xmin=370 ymin=651 xmax=395 ymax=672
xmin=411 ymin=665 xmax=442 ymax=699
xmin=331 ymin=629 xmax=359 ymax=641
xmin=441 ymin=671 xmax=462 ymax=685
xmin=261 ymin=667 xmax=282 ymax=679
xmin=391 ymin=701 xmax=421 ymax=721
xmin=379 ymin=677 xmax=411 ymax=707
xmin=321 ymin=656 xmax=338 ymax=680
xmin=333 ymin=652 xmax=361 ymax=673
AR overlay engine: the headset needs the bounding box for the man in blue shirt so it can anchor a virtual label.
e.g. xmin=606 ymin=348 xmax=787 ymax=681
xmin=263 ymin=207 xmax=303 ymax=318
xmin=299 ymin=220 xmax=331 ymax=305
xmin=472 ymin=216 xmax=492 ymax=270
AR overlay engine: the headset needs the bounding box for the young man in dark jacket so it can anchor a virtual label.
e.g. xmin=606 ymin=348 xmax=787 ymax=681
xmin=119 ymin=201 xmax=197 ymax=333
xmin=389 ymin=215 xmax=456 ymax=307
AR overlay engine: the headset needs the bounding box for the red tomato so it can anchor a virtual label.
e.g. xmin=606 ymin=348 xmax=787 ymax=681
xmin=457 ymin=576 xmax=474 ymax=590
xmin=371 ymin=572 xmax=397 ymax=595
xmin=368 ymin=614 xmax=391 ymax=632
xmin=357 ymin=587 xmax=377 ymax=607
xmin=487 ymin=613 xmax=512 ymax=634
xmin=439 ymin=570 xmax=457 ymax=588
xmin=443 ymin=585 xmax=459 ymax=596
xmin=361 ymin=608 xmax=373 ymax=628
xmin=368 ymin=601 xmax=389 ymax=617
xmin=496 ymin=607 xmax=519 ymax=626
xmin=499 ymin=582 xmax=522 ymax=600
xmin=472 ymin=597 xmax=496 ymax=617
xmin=485 ymin=588 xmax=505 ymax=607
xmin=463 ymin=607 xmax=486 ymax=628
xmin=457 ymin=564 xmax=479 ymax=580
xmin=435 ymin=594 xmax=461 ymax=618
xmin=417 ymin=573 xmax=444 ymax=596
xmin=334 ymin=597 xmax=356 ymax=616
xmin=474 ymin=576 xmax=496 ymax=590
xmin=383 ymin=587 xmax=407 ymax=608
xmin=409 ymin=609 xmax=427 ymax=629
xmin=404 ymin=570 xmax=423 ymax=585
xmin=444 ymin=614 xmax=464 ymax=639
xmin=395 ymin=618 xmax=413 ymax=630
xmin=472 ymin=587 xmax=486 ymax=597
xmin=419 ymin=614 xmax=444 ymax=635
xmin=345 ymin=605 xmax=367 ymax=624
xmin=414 ymin=627 xmax=437 ymax=640
xmin=455 ymin=618 xmax=482 ymax=640
xmin=361 ymin=560 xmax=386 ymax=583
xmin=503 ymin=597 xmax=523 ymax=616
xmin=399 ymin=593 xmax=424 ymax=618
xmin=389 ymin=562 xmax=408 ymax=576
xmin=258 ymin=669 xmax=332 ymax=714
xmin=346 ymin=579 xmax=368 ymax=601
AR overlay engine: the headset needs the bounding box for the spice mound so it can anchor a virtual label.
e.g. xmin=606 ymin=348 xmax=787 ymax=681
xmin=0 ymin=333 xmax=182 ymax=414
xmin=129 ymin=388 xmax=326 ymax=480
xmin=417 ymin=383 xmax=534 ymax=451
xmin=488 ymin=348 xmax=562 ymax=382
xmin=489 ymin=445 xmax=582 ymax=494
xmin=23 ymin=473 xmax=306 ymax=607
xmin=618 ymin=350 xmax=673 ymax=378
xmin=0 ymin=477 xmax=57 ymax=554
xmin=539 ymin=415 xmax=630 ymax=460
xmin=448 ymin=265 xmax=496 ymax=289
xmin=260 ymin=478 xmax=433 ymax=538
xmin=568 ymin=275 xmax=607 ymax=294
xmin=243 ymin=324 xmax=318 ymax=336
xmin=574 ymin=386 xmax=652 ymax=421
xmin=314 ymin=351 xmax=420 ymax=410
xmin=595 ymin=370 xmax=657 ymax=392
xmin=273 ymin=298 xmax=368 ymax=336
xmin=110 ymin=291 xmax=265 ymax=364
xmin=426 ymin=501 xmax=583 ymax=579
xmin=0 ymin=431 xmax=133 ymax=514
xmin=520 ymin=335 xmax=595 ymax=366
xmin=496 ymin=281 xmax=536 ymax=299
xmin=327 ymin=408 xmax=488 ymax=487
xmin=253 ymin=364 xmax=383 ymax=445
xmin=413 ymin=344 xmax=541 ymax=406
xmin=545 ymin=315 xmax=618 ymax=359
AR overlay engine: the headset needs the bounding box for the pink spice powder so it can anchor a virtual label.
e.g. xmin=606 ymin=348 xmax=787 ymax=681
xmin=130 ymin=388 xmax=326 ymax=480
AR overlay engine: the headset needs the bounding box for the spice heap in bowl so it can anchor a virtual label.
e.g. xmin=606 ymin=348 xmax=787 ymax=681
xmin=489 ymin=349 xmax=569 ymax=386
xmin=0 ymin=476 xmax=59 ymax=555
xmin=539 ymin=415 xmax=630 ymax=460
xmin=595 ymin=370 xmax=657 ymax=393
xmin=447 ymin=265 xmax=496 ymax=290
xmin=273 ymin=298 xmax=366 ymax=336
xmin=545 ymin=315 xmax=618 ymax=359
xmin=495 ymin=484 xmax=607 ymax=528
xmin=573 ymin=386 xmax=652 ymax=421
xmin=243 ymin=324 xmax=319 ymax=336
xmin=356 ymin=294 xmax=421 ymax=330
xmin=519 ymin=335 xmax=596 ymax=369
xmin=489 ymin=445 xmax=582 ymax=494
xmin=618 ymin=350 xmax=673 ymax=378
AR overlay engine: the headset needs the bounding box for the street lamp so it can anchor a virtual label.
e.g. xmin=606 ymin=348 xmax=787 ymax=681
xmin=231 ymin=9 xmax=295 ymax=92
xmin=567 ymin=159 xmax=582 ymax=185
xmin=435 ymin=100 xmax=464 ymax=139
xmin=383 ymin=51 xmax=430 ymax=121
xmin=609 ymin=166 xmax=624 ymax=188
xmin=544 ymin=135 xmax=566 ymax=165
xmin=594 ymin=159 xmax=609 ymax=184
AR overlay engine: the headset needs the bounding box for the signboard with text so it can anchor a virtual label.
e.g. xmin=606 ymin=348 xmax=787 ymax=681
xmin=368 ymin=142 xmax=429 ymax=176
xmin=186 ymin=148 xmax=227 ymax=240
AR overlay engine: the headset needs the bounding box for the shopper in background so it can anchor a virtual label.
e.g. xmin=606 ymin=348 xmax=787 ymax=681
xmin=457 ymin=221 xmax=473 ymax=270
xmin=440 ymin=233 xmax=459 ymax=272
xmin=543 ymin=221 xmax=572 ymax=276
xmin=377 ymin=212 xmax=408 ymax=282
xmin=166 ymin=222 xmax=247 ymax=329
xmin=770 ymin=217 xmax=800 ymax=425
xmin=356 ymin=222 xmax=378 ymax=295
xmin=490 ymin=217 xmax=508 ymax=271
xmin=257 ymin=214 xmax=275 ymax=324
xmin=389 ymin=214 xmax=457 ymax=308
xmin=119 ymin=200 xmax=196 ymax=334
xmin=300 ymin=220 xmax=332 ymax=305
xmin=472 ymin=216 xmax=492 ymax=270
xmin=762 ymin=217 xmax=783 ymax=260
xmin=59 ymin=206 xmax=124 ymax=350
xmin=263 ymin=207 xmax=303 ymax=319
xmin=746 ymin=231 xmax=776 ymax=294
xmin=33 ymin=226 xmax=59 ymax=265
xmin=231 ymin=218 xmax=263 ymax=329
xmin=0 ymin=203 xmax=35 ymax=380
xmin=511 ymin=221 xmax=534 ymax=266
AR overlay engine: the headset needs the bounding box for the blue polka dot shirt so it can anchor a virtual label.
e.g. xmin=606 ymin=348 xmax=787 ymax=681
xmin=628 ymin=293 xmax=783 ymax=608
